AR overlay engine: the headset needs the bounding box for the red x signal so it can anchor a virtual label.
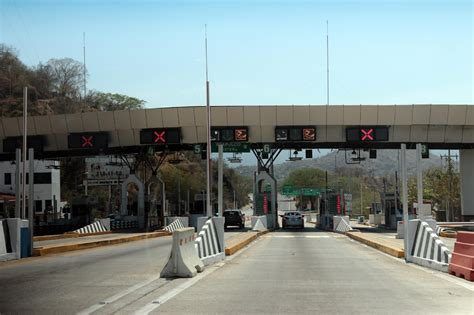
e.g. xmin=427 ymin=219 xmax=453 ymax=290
xmin=361 ymin=128 xmax=374 ymax=141
xmin=153 ymin=131 xmax=166 ymax=143
xmin=81 ymin=136 xmax=93 ymax=147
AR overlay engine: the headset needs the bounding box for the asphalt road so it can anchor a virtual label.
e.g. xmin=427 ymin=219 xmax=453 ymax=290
xmin=0 ymin=227 xmax=252 ymax=314
xmin=148 ymin=227 xmax=473 ymax=314
xmin=1 ymin=225 xmax=472 ymax=314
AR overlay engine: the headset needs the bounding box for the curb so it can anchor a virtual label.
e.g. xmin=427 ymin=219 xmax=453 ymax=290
xmin=440 ymin=231 xmax=457 ymax=238
xmin=346 ymin=231 xmax=405 ymax=258
xmin=33 ymin=231 xmax=112 ymax=242
xmin=225 ymin=230 xmax=269 ymax=256
xmin=32 ymin=232 xmax=171 ymax=256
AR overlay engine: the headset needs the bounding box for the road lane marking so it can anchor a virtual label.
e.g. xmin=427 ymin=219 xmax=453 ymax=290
xmin=135 ymin=231 xmax=263 ymax=314
xmin=135 ymin=265 xmax=221 ymax=315
xmin=77 ymin=275 xmax=164 ymax=314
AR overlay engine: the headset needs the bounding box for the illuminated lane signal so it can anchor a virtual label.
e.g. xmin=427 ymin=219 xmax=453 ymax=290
xmin=346 ymin=126 xmax=389 ymax=142
xmin=140 ymin=128 xmax=181 ymax=145
xmin=211 ymin=127 xmax=248 ymax=142
xmin=361 ymin=128 xmax=374 ymax=141
xmin=275 ymin=126 xmax=316 ymax=142
xmin=68 ymin=132 xmax=108 ymax=149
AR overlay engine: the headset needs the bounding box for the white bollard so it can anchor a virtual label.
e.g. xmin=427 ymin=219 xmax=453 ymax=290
xmin=160 ymin=228 xmax=204 ymax=278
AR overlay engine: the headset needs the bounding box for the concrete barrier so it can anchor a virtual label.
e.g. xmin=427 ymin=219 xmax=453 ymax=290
xmin=448 ymin=231 xmax=474 ymax=281
xmin=164 ymin=219 xmax=185 ymax=233
xmin=1 ymin=219 xmax=28 ymax=261
xmin=160 ymin=228 xmax=204 ymax=278
xmin=251 ymin=216 xmax=268 ymax=231
xmin=407 ymin=219 xmax=451 ymax=272
xmin=333 ymin=216 xmax=352 ymax=233
xmin=165 ymin=216 xmax=189 ymax=228
xmin=75 ymin=221 xmax=108 ymax=234
xmin=396 ymin=221 xmax=405 ymax=239
xmin=195 ymin=218 xmax=225 ymax=266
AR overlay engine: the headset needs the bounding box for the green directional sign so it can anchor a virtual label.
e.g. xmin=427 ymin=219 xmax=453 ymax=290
xmin=301 ymin=188 xmax=320 ymax=196
xmin=282 ymin=186 xmax=321 ymax=196
xmin=211 ymin=142 xmax=251 ymax=153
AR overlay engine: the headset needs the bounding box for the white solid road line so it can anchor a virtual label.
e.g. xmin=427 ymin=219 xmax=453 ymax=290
xmin=135 ymin=264 xmax=222 ymax=315
xmin=77 ymin=275 xmax=163 ymax=315
xmin=135 ymin=231 xmax=263 ymax=315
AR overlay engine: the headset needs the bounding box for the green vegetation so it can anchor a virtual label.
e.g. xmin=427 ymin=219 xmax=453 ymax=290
xmin=0 ymin=44 xmax=145 ymax=117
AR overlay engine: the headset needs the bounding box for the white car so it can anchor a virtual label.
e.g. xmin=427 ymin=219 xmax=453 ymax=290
xmin=281 ymin=211 xmax=304 ymax=229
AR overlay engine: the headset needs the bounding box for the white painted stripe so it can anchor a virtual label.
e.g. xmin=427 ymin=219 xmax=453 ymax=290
xmin=135 ymin=265 xmax=221 ymax=315
xmin=77 ymin=275 xmax=163 ymax=315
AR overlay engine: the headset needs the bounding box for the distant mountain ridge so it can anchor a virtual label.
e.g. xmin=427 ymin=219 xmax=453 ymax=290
xmin=235 ymin=150 xmax=445 ymax=181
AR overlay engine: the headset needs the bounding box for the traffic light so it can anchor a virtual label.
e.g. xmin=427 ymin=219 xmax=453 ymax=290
xmin=305 ymin=149 xmax=313 ymax=159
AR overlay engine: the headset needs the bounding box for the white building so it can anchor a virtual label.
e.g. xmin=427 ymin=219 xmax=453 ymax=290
xmin=0 ymin=160 xmax=61 ymax=220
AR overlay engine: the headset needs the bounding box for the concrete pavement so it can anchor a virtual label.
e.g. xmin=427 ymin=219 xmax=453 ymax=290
xmin=149 ymin=228 xmax=473 ymax=314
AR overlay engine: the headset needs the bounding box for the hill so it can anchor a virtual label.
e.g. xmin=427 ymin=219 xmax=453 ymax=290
xmin=235 ymin=149 xmax=445 ymax=181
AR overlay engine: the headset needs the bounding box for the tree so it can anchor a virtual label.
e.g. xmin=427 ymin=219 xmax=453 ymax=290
xmin=46 ymin=58 xmax=85 ymax=98
xmin=86 ymin=91 xmax=145 ymax=111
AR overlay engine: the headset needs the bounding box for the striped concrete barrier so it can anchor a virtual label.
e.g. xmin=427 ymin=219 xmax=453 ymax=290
xmin=333 ymin=216 xmax=353 ymax=233
xmin=1 ymin=219 xmax=28 ymax=261
xmin=251 ymin=216 xmax=267 ymax=231
xmin=75 ymin=221 xmax=108 ymax=234
xmin=0 ymin=220 xmax=12 ymax=258
xmin=195 ymin=217 xmax=225 ymax=266
xmin=160 ymin=227 xmax=205 ymax=278
xmin=164 ymin=219 xmax=185 ymax=233
xmin=407 ymin=219 xmax=451 ymax=272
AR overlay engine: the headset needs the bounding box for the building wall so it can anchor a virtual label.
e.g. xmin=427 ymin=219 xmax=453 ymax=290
xmin=0 ymin=160 xmax=61 ymax=217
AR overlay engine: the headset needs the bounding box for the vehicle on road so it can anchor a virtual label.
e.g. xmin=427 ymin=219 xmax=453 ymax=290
xmin=281 ymin=211 xmax=304 ymax=229
xmin=223 ymin=209 xmax=245 ymax=229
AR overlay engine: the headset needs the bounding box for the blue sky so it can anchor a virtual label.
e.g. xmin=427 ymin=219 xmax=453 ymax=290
xmin=1 ymin=0 xmax=472 ymax=107
xmin=0 ymin=0 xmax=471 ymax=165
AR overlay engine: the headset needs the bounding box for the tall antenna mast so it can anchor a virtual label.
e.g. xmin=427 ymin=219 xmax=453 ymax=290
xmin=205 ymin=24 xmax=212 ymax=217
xmin=83 ymin=32 xmax=87 ymax=98
xmin=326 ymin=21 xmax=329 ymax=106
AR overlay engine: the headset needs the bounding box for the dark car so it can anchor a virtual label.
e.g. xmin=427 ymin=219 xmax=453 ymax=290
xmin=223 ymin=210 xmax=245 ymax=229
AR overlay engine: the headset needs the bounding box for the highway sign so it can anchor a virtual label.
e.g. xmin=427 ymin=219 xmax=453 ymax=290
xmin=263 ymin=144 xmax=271 ymax=154
xmin=421 ymin=144 xmax=429 ymax=159
xmin=275 ymin=126 xmax=316 ymax=142
xmin=193 ymin=144 xmax=202 ymax=154
xmin=68 ymin=132 xmax=108 ymax=149
xmin=211 ymin=127 xmax=248 ymax=142
xmin=346 ymin=126 xmax=389 ymax=142
xmin=140 ymin=128 xmax=181 ymax=145
xmin=211 ymin=142 xmax=250 ymax=153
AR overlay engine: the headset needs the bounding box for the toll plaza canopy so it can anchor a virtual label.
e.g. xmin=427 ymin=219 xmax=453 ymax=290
xmin=0 ymin=104 xmax=473 ymax=160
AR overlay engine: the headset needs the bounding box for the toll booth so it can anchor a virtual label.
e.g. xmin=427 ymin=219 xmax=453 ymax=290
xmin=380 ymin=192 xmax=402 ymax=229
xmin=255 ymin=185 xmax=272 ymax=215
xmin=319 ymin=191 xmax=344 ymax=229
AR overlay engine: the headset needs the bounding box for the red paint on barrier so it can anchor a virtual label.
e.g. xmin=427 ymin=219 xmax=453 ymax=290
xmin=449 ymin=231 xmax=474 ymax=281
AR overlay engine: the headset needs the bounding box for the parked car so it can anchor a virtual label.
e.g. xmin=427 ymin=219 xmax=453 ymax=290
xmin=223 ymin=209 xmax=245 ymax=229
xmin=281 ymin=211 xmax=304 ymax=229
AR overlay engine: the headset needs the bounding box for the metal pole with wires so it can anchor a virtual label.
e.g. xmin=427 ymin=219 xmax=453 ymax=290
xmin=205 ymin=25 xmax=212 ymax=218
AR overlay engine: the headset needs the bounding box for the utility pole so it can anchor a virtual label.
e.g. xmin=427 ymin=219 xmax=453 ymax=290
xmin=22 ymin=87 xmax=27 ymax=220
xmin=204 ymin=25 xmax=212 ymax=218
xmin=440 ymin=150 xmax=458 ymax=221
